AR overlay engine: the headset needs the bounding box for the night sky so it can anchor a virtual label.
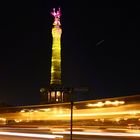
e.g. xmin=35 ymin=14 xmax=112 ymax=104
xmin=0 ymin=0 xmax=140 ymax=106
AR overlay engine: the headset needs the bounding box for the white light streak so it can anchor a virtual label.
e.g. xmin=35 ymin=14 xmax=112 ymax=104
xmin=0 ymin=132 xmax=63 ymax=139
xmin=96 ymin=40 xmax=104 ymax=46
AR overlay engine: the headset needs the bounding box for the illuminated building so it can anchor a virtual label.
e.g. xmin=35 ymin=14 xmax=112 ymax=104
xmin=40 ymin=8 xmax=70 ymax=104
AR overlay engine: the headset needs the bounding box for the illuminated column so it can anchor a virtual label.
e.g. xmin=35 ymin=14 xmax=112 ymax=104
xmin=40 ymin=8 xmax=71 ymax=104
xmin=50 ymin=8 xmax=62 ymax=85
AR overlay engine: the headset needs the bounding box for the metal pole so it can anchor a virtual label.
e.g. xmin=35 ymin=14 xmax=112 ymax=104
xmin=70 ymin=89 xmax=73 ymax=140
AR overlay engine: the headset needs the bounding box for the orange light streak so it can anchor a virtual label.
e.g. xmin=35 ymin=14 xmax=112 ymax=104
xmin=53 ymin=131 xmax=140 ymax=137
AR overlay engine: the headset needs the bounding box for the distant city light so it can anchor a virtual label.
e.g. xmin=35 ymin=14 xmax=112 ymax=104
xmin=87 ymin=100 xmax=125 ymax=107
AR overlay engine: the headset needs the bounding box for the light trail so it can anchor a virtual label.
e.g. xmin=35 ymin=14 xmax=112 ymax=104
xmin=0 ymin=127 xmax=50 ymax=130
xmin=0 ymin=132 xmax=63 ymax=139
xmin=96 ymin=40 xmax=104 ymax=46
xmin=53 ymin=131 xmax=140 ymax=137
xmin=55 ymin=110 xmax=140 ymax=117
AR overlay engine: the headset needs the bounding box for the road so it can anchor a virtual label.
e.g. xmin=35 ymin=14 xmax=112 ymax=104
xmin=0 ymin=127 xmax=140 ymax=140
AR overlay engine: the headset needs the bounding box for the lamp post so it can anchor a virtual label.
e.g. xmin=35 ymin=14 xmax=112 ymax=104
xmin=70 ymin=87 xmax=88 ymax=140
xmin=70 ymin=88 xmax=73 ymax=140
